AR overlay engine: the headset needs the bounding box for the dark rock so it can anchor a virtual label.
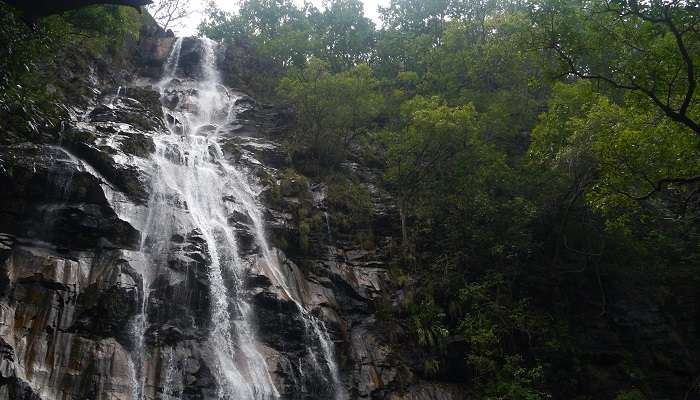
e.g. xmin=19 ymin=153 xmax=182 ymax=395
xmin=122 ymin=86 xmax=164 ymax=117
xmin=195 ymin=124 xmax=217 ymax=136
xmin=177 ymin=38 xmax=206 ymax=80
xmin=61 ymin=131 xmax=150 ymax=204
xmin=136 ymin=25 xmax=176 ymax=79
xmin=0 ymin=145 xmax=141 ymax=250
xmin=228 ymin=210 xmax=253 ymax=225
xmin=121 ymin=132 xmax=156 ymax=157
xmin=73 ymin=284 xmax=139 ymax=345
xmin=0 ymin=377 xmax=42 ymax=400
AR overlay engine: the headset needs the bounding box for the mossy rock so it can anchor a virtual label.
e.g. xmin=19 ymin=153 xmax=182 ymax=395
xmin=279 ymin=169 xmax=311 ymax=198
xmin=120 ymin=132 xmax=155 ymax=157
xmin=62 ymin=128 xmax=97 ymax=145
xmin=219 ymin=140 xmax=242 ymax=162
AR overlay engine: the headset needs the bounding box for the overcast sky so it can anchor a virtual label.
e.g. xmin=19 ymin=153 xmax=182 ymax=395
xmin=175 ymin=0 xmax=389 ymax=35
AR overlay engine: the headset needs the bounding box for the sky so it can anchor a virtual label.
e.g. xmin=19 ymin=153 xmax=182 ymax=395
xmin=175 ymin=0 xmax=389 ymax=36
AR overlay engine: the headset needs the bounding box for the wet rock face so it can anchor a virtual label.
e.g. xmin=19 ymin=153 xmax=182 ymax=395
xmin=144 ymin=228 xmax=212 ymax=345
xmin=224 ymin=107 xmax=417 ymax=399
xmin=0 ymin=37 xmax=463 ymax=400
xmin=177 ymin=38 xmax=206 ymax=79
xmin=0 ymin=244 xmax=142 ymax=400
xmin=137 ymin=24 xmax=176 ymax=79
xmin=0 ymin=144 xmax=141 ymax=250
xmin=0 ymin=82 xmax=160 ymax=399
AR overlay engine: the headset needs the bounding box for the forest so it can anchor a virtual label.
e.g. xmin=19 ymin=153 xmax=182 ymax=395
xmin=197 ymin=1 xmax=700 ymax=397
xmin=0 ymin=0 xmax=699 ymax=399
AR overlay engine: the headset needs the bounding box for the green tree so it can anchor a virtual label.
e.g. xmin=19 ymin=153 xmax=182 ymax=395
xmin=531 ymin=81 xmax=700 ymax=247
xmin=308 ymin=0 xmax=376 ymax=72
xmin=534 ymin=0 xmax=700 ymax=136
xmin=379 ymin=0 xmax=452 ymax=41
xmin=199 ymin=0 xmax=311 ymax=68
xmin=0 ymin=3 xmax=143 ymax=143
xmin=425 ymin=12 xmax=548 ymax=153
xmin=277 ymin=59 xmax=384 ymax=171
xmin=383 ymin=96 xmax=479 ymax=244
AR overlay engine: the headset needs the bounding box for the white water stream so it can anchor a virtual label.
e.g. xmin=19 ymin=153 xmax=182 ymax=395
xmin=128 ymin=37 xmax=346 ymax=399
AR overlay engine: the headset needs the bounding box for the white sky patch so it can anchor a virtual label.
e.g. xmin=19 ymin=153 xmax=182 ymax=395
xmin=172 ymin=0 xmax=388 ymax=36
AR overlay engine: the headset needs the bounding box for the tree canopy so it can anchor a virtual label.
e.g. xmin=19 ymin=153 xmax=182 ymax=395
xmin=199 ymin=0 xmax=700 ymax=396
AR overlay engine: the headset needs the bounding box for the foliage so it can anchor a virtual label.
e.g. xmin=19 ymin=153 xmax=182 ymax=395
xmin=0 ymin=5 xmax=67 ymax=142
xmin=199 ymin=0 xmax=378 ymax=97
xmin=531 ymin=80 xmax=700 ymax=242
xmin=532 ymin=0 xmax=700 ymax=135
xmin=62 ymin=4 xmax=141 ymax=43
xmin=277 ymin=59 xmax=384 ymax=170
xmin=0 ymin=3 xmax=144 ymax=143
xmin=308 ymin=0 xmax=376 ymax=72
xmin=197 ymin=0 xmax=700 ymax=397
xmin=326 ymin=176 xmax=374 ymax=246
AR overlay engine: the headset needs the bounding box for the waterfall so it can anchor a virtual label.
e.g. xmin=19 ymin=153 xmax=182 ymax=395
xmin=161 ymin=37 xmax=183 ymax=81
xmin=324 ymin=211 xmax=332 ymax=243
xmin=221 ymin=155 xmax=347 ymax=399
xmin=129 ymin=36 xmax=346 ymax=400
xmin=162 ymin=346 xmax=183 ymax=399
xmin=111 ymin=85 xmax=122 ymax=105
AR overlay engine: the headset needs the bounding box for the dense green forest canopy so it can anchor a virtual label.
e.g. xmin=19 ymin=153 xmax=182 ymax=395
xmin=201 ymin=1 xmax=700 ymax=398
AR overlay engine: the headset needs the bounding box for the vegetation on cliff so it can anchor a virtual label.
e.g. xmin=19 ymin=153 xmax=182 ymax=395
xmin=0 ymin=2 xmax=146 ymax=144
xmin=201 ymin=0 xmax=700 ymax=398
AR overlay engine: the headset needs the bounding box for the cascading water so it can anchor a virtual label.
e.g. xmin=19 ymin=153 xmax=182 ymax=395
xmin=129 ymin=36 xmax=347 ymax=399
xmin=324 ymin=211 xmax=332 ymax=242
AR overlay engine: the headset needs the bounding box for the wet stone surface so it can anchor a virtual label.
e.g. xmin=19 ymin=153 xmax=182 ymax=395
xmin=0 ymin=35 xmax=459 ymax=400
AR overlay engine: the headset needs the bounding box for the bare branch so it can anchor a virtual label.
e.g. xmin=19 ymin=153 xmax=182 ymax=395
xmin=627 ymin=174 xmax=700 ymax=201
xmin=547 ymin=1 xmax=700 ymax=135
xmin=147 ymin=0 xmax=189 ymax=31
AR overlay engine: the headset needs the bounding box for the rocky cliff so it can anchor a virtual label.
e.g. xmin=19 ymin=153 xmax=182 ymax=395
xmin=0 ymin=31 xmax=466 ymax=400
